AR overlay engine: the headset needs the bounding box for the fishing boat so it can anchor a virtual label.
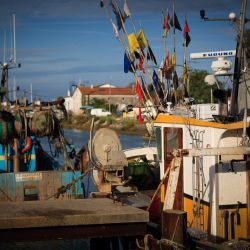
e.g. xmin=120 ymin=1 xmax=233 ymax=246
xmin=102 ymin=0 xmax=250 ymax=248
xmin=0 ymin=14 xmax=149 ymax=248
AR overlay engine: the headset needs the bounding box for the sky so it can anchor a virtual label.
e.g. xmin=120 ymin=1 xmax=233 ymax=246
xmin=0 ymin=0 xmax=249 ymax=101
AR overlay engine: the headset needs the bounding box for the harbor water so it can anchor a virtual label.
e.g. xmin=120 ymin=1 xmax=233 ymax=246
xmin=0 ymin=128 xmax=154 ymax=250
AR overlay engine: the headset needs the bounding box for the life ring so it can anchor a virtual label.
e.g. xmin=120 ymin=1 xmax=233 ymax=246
xmin=20 ymin=136 xmax=32 ymax=154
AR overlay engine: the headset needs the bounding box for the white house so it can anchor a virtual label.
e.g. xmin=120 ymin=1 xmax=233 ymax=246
xmin=64 ymin=85 xmax=136 ymax=115
xmin=64 ymin=87 xmax=83 ymax=114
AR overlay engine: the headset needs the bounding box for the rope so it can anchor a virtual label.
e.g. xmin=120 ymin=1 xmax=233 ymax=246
xmin=47 ymin=168 xmax=91 ymax=200
xmin=158 ymin=238 xmax=185 ymax=249
xmin=0 ymin=186 xmax=13 ymax=201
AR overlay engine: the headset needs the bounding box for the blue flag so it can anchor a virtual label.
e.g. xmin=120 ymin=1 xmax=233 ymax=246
xmin=153 ymin=70 xmax=159 ymax=86
xmin=124 ymin=53 xmax=132 ymax=73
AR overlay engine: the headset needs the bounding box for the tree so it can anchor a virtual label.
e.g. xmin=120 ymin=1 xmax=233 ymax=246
xmin=189 ymin=69 xmax=216 ymax=103
xmin=245 ymin=29 xmax=250 ymax=48
xmin=90 ymin=98 xmax=116 ymax=113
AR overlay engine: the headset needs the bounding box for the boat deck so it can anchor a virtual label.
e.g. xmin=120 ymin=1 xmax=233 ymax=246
xmin=0 ymin=198 xmax=149 ymax=242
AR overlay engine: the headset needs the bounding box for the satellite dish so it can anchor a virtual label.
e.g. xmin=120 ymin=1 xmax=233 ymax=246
xmin=92 ymin=128 xmax=127 ymax=168
xmin=204 ymin=75 xmax=218 ymax=86
xmin=211 ymin=58 xmax=232 ymax=76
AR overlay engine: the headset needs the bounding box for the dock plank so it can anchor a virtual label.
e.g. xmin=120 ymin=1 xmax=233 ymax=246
xmin=0 ymin=198 xmax=149 ymax=229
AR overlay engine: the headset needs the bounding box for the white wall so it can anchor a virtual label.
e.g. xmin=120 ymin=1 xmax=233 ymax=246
xmin=64 ymin=88 xmax=82 ymax=114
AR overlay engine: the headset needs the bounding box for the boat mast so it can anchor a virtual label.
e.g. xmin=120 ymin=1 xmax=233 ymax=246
xmin=0 ymin=13 xmax=20 ymax=102
xmin=230 ymin=0 xmax=248 ymax=116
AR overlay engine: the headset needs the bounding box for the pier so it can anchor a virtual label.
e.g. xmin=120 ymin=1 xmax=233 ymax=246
xmin=0 ymin=198 xmax=148 ymax=242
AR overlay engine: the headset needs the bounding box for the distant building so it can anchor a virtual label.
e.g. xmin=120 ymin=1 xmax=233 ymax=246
xmin=64 ymin=85 xmax=136 ymax=114
xmin=97 ymin=83 xmax=117 ymax=88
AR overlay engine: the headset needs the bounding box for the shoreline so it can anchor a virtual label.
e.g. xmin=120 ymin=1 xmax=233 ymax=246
xmin=61 ymin=118 xmax=149 ymax=137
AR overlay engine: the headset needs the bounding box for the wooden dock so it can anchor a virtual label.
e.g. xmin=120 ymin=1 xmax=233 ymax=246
xmin=0 ymin=198 xmax=149 ymax=242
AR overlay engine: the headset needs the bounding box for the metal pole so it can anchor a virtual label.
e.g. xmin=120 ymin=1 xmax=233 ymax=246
xmin=230 ymin=0 xmax=247 ymax=115
xmin=13 ymin=138 xmax=19 ymax=172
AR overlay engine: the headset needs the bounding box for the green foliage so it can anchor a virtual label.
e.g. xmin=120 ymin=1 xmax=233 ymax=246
xmin=120 ymin=118 xmax=137 ymax=131
xmin=90 ymin=98 xmax=116 ymax=114
xmin=90 ymin=98 xmax=107 ymax=108
xmin=245 ymin=29 xmax=250 ymax=48
xmin=98 ymin=116 xmax=116 ymax=125
xmin=189 ymin=69 xmax=217 ymax=103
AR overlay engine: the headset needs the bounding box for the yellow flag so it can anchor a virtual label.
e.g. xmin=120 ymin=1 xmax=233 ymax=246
xmin=128 ymin=33 xmax=139 ymax=52
xmin=183 ymin=60 xmax=188 ymax=84
xmin=171 ymin=52 xmax=176 ymax=67
xmin=137 ymin=29 xmax=147 ymax=50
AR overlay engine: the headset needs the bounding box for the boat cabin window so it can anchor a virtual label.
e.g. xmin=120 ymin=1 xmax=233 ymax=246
xmin=163 ymin=128 xmax=183 ymax=164
xmin=155 ymin=127 xmax=162 ymax=161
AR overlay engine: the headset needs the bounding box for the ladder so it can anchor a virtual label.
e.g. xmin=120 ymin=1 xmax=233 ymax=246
xmin=192 ymin=130 xmax=205 ymax=230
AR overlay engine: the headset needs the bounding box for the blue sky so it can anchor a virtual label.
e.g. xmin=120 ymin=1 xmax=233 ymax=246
xmin=0 ymin=0 xmax=249 ymax=100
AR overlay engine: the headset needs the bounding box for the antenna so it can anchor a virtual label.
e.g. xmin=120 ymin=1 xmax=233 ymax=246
xmin=190 ymin=50 xmax=236 ymax=59
xmin=3 ymin=31 xmax=6 ymax=63
xmin=190 ymin=50 xmax=235 ymax=76
xmin=30 ymin=83 xmax=33 ymax=103
xmin=13 ymin=13 xmax=16 ymax=64
xmin=13 ymin=76 xmax=16 ymax=100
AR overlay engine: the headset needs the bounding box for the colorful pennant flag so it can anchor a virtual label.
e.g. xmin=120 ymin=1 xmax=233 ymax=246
xmin=146 ymin=45 xmax=157 ymax=66
xmin=171 ymin=52 xmax=176 ymax=67
xmin=111 ymin=21 xmax=119 ymax=39
xmin=138 ymin=107 xmax=143 ymax=124
xmin=170 ymin=12 xmax=182 ymax=31
xmin=135 ymin=77 xmax=143 ymax=101
xmin=183 ymin=59 xmax=188 ymax=83
xmin=183 ymin=18 xmax=191 ymax=47
xmin=158 ymin=83 xmax=165 ymax=99
xmin=110 ymin=2 xmax=124 ymax=30
xmin=167 ymin=52 xmax=171 ymax=66
xmin=123 ymin=0 xmax=131 ymax=20
xmin=153 ymin=70 xmax=159 ymax=86
xmin=124 ymin=53 xmax=133 ymax=73
xmin=163 ymin=10 xmax=170 ymax=37
xmin=128 ymin=33 xmax=139 ymax=52
xmin=173 ymin=71 xmax=179 ymax=90
xmin=138 ymin=57 xmax=145 ymax=73
xmin=137 ymin=29 xmax=148 ymax=50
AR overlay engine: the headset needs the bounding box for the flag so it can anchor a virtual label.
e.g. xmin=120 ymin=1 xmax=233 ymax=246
xmin=171 ymin=52 xmax=176 ymax=67
xmin=158 ymin=83 xmax=165 ymax=99
xmin=124 ymin=52 xmax=133 ymax=73
xmin=167 ymin=52 xmax=171 ymax=66
xmin=123 ymin=0 xmax=131 ymax=20
xmin=111 ymin=21 xmax=119 ymax=39
xmin=183 ymin=59 xmax=188 ymax=83
xmin=100 ymin=0 xmax=104 ymax=7
xmin=135 ymin=77 xmax=143 ymax=101
xmin=137 ymin=28 xmax=148 ymax=50
xmin=146 ymin=45 xmax=157 ymax=66
xmin=173 ymin=71 xmax=179 ymax=89
xmin=138 ymin=107 xmax=143 ymax=124
xmin=128 ymin=33 xmax=139 ymax=52
xmin=170 ymin=12 xmax=182 ymax=31
xmin=183 ymin=18 xmax=191 ymax=47
xmin=138 ymin=56 xmax=145 ymax=73
xmin=110 ymin=2 xmax=124 ymax=30
xmin=163 ymin=10 xmax=170 ymax=37
xmin=152 ymin=70 xmax=159 ymax=86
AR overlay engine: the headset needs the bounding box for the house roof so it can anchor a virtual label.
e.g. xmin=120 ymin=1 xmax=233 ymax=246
xmin=78 ymin=86 xmax=135 ymax=96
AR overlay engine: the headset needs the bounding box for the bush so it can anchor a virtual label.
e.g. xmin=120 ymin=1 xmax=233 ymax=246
xmin=120 ymin=118 xmax=137 ymax=131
